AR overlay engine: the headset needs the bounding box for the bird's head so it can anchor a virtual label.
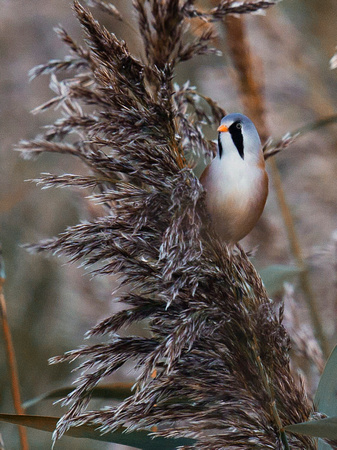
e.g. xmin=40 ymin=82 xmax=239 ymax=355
xmin=217 ymin=113 xmax=262 ymax=164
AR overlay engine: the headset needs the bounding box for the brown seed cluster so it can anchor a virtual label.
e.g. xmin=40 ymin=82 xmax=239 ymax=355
xmin=19 ymin=1 xmax=314 ymax=448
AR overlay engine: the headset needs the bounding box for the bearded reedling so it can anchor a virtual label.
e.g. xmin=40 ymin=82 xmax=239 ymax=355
xmin=200 ymin=113 xmax=268 ymax=244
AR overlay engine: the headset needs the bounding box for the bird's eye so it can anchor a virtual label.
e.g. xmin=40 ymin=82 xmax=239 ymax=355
xmin=236 ymin=122 xmax=242 ymax=130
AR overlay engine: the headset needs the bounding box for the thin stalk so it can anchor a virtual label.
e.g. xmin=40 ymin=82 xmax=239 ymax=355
xmin=222 ymin=14 xmax=329 ymax=360
xmin=287 ymin=114 xmax=337 ymax=137
xmin=223 ymin=14 xmax=268 ymax=140
xmin=264 ymin=114 xmax=337 ymax=158
xmin=269 ymin=159 xmax=330 ymax=359
xmin=0 ymin=252 xmax=29 ymax=450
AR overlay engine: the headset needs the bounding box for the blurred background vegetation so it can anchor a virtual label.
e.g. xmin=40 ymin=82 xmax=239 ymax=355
xmin=0 ymin=0 xmax=336 ymax=448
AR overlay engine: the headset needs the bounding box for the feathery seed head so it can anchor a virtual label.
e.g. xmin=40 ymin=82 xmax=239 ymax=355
xmin=20 ymin=1 xmax=314 ymax=448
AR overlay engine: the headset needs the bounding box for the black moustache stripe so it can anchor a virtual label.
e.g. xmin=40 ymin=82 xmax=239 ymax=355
xmin=229 ymin=121 xmax=244 ymax=159
xmin=218 ymin=132 xmax=223 ymax=159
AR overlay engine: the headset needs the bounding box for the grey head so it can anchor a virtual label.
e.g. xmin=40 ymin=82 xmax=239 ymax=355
xmin=218 ymin=113 xmax=261 ymax=162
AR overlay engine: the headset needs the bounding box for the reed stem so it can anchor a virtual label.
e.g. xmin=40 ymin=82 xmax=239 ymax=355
xmin=0 ymin=251 xmax=29 ymax=450
xmin=268 ymin=159 xmax=330 ymax=359
xmin=223 ymin=14 xmax=329 ymax=360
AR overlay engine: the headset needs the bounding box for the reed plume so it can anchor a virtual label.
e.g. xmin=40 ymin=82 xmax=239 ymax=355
xmin=19 ymin=1 xmax=315 ymax=448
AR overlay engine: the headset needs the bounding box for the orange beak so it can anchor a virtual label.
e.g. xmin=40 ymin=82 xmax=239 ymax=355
xmin=217 ymin=124 xmax=229 ymax=132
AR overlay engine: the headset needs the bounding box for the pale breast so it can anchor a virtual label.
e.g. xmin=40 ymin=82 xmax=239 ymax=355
xmin=200 ymin=157 xmax=268 ymax=243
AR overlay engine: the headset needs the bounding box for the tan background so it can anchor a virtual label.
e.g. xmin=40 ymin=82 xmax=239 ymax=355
xmin=0 ymin=0 xmax=337 ymax=448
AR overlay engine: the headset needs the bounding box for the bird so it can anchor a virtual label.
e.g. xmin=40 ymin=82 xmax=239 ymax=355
xmin=200 ymin=113 xmax=268 ymax=244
